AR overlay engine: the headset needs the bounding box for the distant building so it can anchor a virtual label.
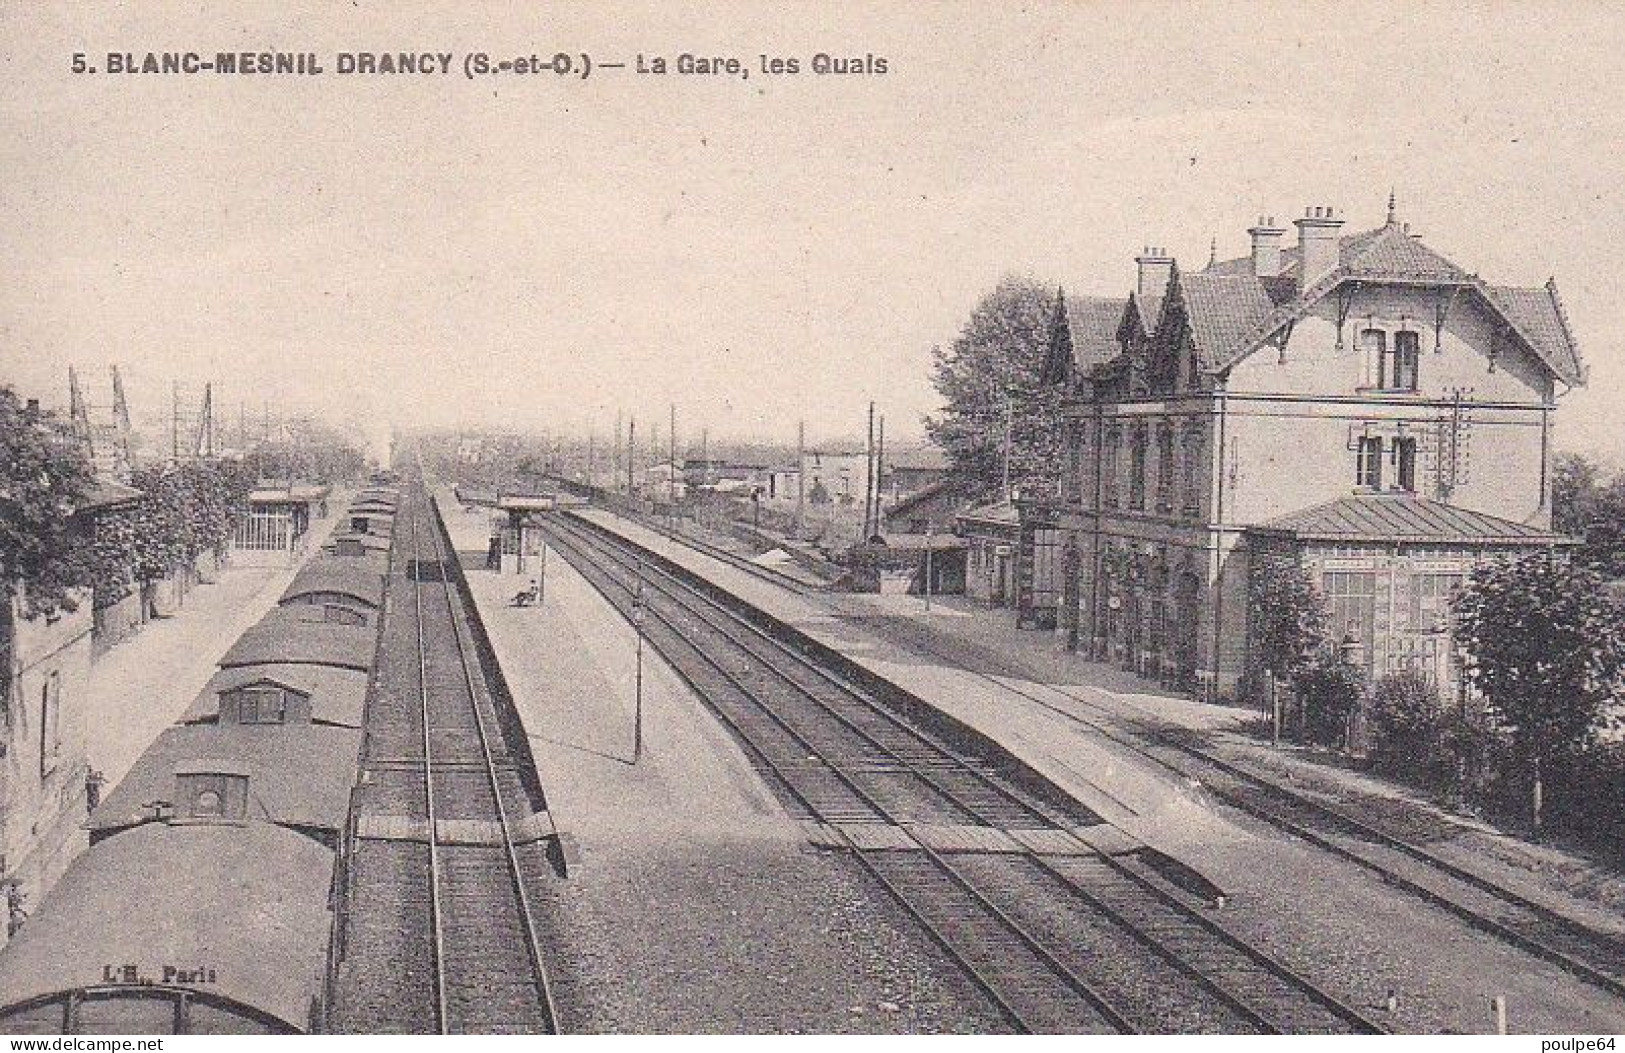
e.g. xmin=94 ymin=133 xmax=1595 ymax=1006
xmin=1027 ymin=199 xmax=1584 ymax=701
xmin=881 ymin=444 xmax=951 ymax=504
xmin=800 ymin=450 xmax=869 ymax=505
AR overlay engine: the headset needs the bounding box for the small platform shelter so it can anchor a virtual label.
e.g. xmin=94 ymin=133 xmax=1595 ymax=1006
xmin=491 ymin=492 xmax=555 ymax=575
xmin=232 ymin=483 xmax=332 ymax=567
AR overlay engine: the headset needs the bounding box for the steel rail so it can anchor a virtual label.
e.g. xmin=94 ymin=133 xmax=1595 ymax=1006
xmin=406 ymin=492 xmax=451 ymax=1034
xmin=542 ymin=518 xmax=1128 ymax=1033
xmin=549 ymin=511 xmax=1387 ymax=1034
xmin=417 ymin=478 xmax=562 ymax=1033
xmin=769 ymin=591 xmax=1625 ymax=1005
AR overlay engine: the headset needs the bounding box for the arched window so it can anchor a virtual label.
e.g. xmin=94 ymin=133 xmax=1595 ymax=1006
xmin=1360 ymin=329 xmax=1386 ymax=388
xmin=1128 ymin=423 xmax=1149 ymax=511
xmin=1391 ymin=330 xmax=1421 ymax=390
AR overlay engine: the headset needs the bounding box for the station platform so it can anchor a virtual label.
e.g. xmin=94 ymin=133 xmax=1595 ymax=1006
xmin=565 ymin=508 xmax=1242 ymax=861
xmin=431 ymin=490 xmax=1006 ymax=1032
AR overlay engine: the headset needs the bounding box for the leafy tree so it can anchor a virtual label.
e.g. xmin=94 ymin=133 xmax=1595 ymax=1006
xmin=925 ymin=276 xmax=1066 ymax=499
xmin=0 ymin=388 xmax=98 ymax=618
xmin=1453 ymin=551 xmax=1625 ymax=833
xmin=1248 ymin=554 xmax=1329 ymax=680
xmin=1553 ymin=452 xmax=1625 ymax=577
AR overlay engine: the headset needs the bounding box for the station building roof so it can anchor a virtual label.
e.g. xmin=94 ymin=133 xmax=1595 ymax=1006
xmin=280 ymin=558 xmax=386 ymax=609
xmin=0 ymin=822 xmax=334 ymax=1032
xmin=1250 ymin=493 xmax=1577 ymax=546
xmin=218 ymin=607 xmax=377 ymax=671
xmin=181 ymin=663 xmax=369 ymax=727
xmin=89 ymin=724 xmax=361 ymax=836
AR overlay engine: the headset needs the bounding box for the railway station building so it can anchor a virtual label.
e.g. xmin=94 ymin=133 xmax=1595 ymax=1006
xmin=1023 ymin=200 xmax=1584 ymax=704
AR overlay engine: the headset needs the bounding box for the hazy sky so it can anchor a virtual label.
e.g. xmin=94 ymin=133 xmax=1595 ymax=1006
xmin=3 ymin=1 xmax=1623 ymax=461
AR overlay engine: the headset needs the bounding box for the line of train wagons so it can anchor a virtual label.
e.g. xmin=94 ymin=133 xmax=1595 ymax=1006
xmin=0 ymin=479 xmax=404 ymax=1034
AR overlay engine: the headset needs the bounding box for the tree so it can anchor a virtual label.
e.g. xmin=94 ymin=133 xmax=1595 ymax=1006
xmin=1453 ymin=551 xmax=1625 ymax=834
xmin=1248 ymin=554 xmax=1329 ymax=681
xmin=925 ymin=276 xmax=1066 ymax=499
xmin=1553 ymin=452 xmax=1625 ymax=577
xmin=0 ymin=388 xmax=98 ymax=618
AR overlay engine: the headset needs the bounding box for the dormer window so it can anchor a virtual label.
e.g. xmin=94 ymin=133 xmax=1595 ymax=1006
xmin=175 ymin=771 xmax=248 ymax=822
xmin=221 ymin=682 xmax=306 ymax=725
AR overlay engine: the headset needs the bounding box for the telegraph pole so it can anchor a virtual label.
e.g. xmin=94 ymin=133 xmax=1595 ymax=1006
xmin=633 ymin=565 xmax=646 ymax=764
xmin=795 ymin=419 xmax=806 ymax=540
xmin=668 ymin=402 xmax=677 ymax=532
xmin=1003 ymin=388 xmax=1014 ymax=500
xmin=874 ymin=413 xmax=886 ymax=540
xmin=627 ymin=418 xmax=636 ymax=496
xmin=864 ymin=401 xmax=876 ymax=539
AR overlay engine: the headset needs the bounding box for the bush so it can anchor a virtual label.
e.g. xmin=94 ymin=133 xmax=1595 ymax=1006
xmin=1369 ymin=670 xmax=1442 ymax=777
xmin=1294 ymin=647 xmax=1365 ymax=748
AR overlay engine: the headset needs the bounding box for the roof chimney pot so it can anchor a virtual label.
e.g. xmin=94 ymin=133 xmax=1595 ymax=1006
xmin=1134 ymin=246 xmax=1175 ymax=299
xmin=1293 ymin=204 xmax=1346 ymax=287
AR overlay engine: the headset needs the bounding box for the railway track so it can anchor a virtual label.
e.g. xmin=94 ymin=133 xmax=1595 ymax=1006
xmin=797 ymin=602 xmax=1625 ymax=1005
xmin=362 ymin=485 xmax=560 ymax=1034
xmin=543 ymin=511 xmax=1384 ymax=1034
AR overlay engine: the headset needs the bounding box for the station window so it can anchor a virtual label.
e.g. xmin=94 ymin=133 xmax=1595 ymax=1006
xmin=1322 ymin=571 xmax=1376 ymax=670
xmin=1102 ymin=427 xmax=1121 ymax=508
xmin=1359 ymin=329 xmax=1386 ymax=387
xmin=1155 ymin=424 xmax=1175 ymax=514
xmin=1181 ymin=428 xmax=1204 ymax=519
xmin=1409 ymin=572 xmax=1464 ymax=634
xmin=177 ymin=773 xmax=248 ymax=821
xmin=1392 ymin=437 xmax=1418 ymax=492
xmin=1128 ymin=423 xmax=1148 ymax=511
xmin=1356 ymin=437 xmax=1383 ymax=489
xmin=1383 ymin=331 xmax=1421 ymax=391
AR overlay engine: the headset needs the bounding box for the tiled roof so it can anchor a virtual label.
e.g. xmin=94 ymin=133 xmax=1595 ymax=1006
xmin=1179 ymin=271 xmax=1279 ymax=368
xmin=1484 ymin=280 xmax=1585 ymax=384
xmin=0 ymin=822 xmax=333 ymax=1030
xmin=1064 ymin=294 xmax=1130 ymax=370
xmin=1194 ymin=223 xmax=1583 ymax=386
xmin=90 ymin=723 xmax=361 ymax=835
xmin=1250 ymin=493 xmax=1573 ymax=545
xmin=1341 ymin=225 xmax=1468 ymax=282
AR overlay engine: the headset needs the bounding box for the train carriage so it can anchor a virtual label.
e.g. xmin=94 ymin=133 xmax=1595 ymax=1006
xmin=0 ymin=823 xmax=335 ymax=1034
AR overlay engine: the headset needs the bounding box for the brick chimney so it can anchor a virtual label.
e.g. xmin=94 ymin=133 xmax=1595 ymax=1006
xmin=1293 ymin=206 xmax=1344 ymax=288
xmin=1135 ymin=247 xmax=1174 ymax=298
xmin=1248 ymin=217 xmax=1285 ymax=277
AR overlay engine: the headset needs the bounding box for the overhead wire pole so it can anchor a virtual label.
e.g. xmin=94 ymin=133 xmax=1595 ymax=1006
xmin=668 ymin=402 xmax=677 ymax=533
xmin=875 ymin=413 xmax=885 ymax=540
xmin=795 ymin=419 xmax=805 ymax=540
xmin=864 ymin=401 xmax=875 ymax=540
